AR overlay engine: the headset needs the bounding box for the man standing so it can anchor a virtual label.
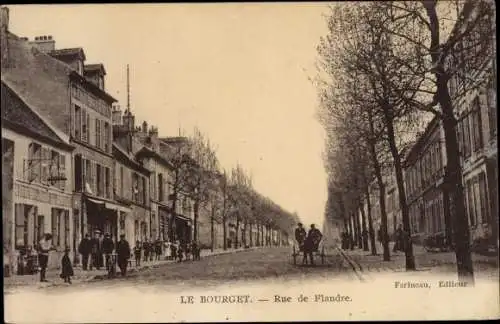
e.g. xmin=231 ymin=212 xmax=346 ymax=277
xmin=294 ymin=223 xmax=306 ymax=252
xmin=90 ymin=231 xmax=102 ymax=270
xmin=38 ymin=233 xmax=53 ymax=282
xmin=102 ymin=233 xmax=115 ymax=271
xmin=78 ymin=234 xmax=91 ymax=270
xmin=304 ymin=224 xmax=323 ymax=266
xmin=116 ymin=234 xmax=131 ymax=276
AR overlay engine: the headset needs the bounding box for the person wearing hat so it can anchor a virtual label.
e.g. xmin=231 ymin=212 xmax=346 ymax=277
xmin=102 ymin=233 xmax=115 ymax=271
xmin=304 ymin=224 xmax=323 ymax=265
xmin=90 ymin=230 xmax=102 ymax=270
xmin=78 ymin=234 xmax=92 ymax=270
xmin=116 ymin=234 xmax=131 ymax=276
xmin=295 ymin=223 xmax=306 ymax=252
xmin=38 ymin=233 xmax=54 ymax=282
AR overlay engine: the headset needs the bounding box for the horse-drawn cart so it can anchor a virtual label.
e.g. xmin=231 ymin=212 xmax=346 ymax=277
xmin=290 ymin=243 xmax=326 ymax=266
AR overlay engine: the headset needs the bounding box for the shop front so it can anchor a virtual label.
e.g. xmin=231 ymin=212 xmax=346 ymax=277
xmin=84 ymin=196 xmax=131 ymax=241
xmin=171 ymin=213 xmax=192 ymax=245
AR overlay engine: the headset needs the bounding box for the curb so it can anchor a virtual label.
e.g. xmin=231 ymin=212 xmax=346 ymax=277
xmin=336 ymin=246 xmax=366 ymax=282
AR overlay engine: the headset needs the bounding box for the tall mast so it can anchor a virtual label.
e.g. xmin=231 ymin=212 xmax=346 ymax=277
xmin=126 ymin=64 xmax=130 ymax=113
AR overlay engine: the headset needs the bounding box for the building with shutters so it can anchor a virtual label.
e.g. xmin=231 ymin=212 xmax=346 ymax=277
xmin=1 ymin=21 xmax=124 ymax=266
xmin=2 ymin=79 xmax=75 ymax=273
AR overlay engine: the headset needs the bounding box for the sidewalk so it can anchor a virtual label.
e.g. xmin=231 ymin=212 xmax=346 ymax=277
xmin=4 ymin=246 xmax=259 ymax=290
xmin=338 ymin=242 xmax=498 ymax=280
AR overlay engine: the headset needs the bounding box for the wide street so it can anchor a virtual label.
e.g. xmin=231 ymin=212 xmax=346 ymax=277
xmin=4 ymin=246 xmax=357 ymax=295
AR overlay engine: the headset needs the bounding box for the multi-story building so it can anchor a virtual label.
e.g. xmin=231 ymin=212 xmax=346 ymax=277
xmin=1 ymin=23 xmax=123 ymax=265
xmin=2 ymin=79 xmax=75 ymax=272
xmin=403 ymin=116 xmax=448 ymax=244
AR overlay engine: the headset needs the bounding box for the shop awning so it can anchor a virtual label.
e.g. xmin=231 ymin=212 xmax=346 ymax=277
xmin=86 ymin=197 xmax=131 ymax=213
xmin=174 ymin=213 xmax=192 ymax=223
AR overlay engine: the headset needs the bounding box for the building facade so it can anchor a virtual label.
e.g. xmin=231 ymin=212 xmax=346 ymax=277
xmin=2 ymin=80 xmax=75 ymax=272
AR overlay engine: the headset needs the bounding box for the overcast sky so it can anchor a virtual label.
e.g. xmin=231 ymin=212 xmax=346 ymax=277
xmin=8 ymin=3 xmax=330 ymax=228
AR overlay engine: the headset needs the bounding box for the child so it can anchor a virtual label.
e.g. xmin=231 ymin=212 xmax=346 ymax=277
xmin=134 ymin=241 xmax=142 ymax=267
xmin=60 ymin=248 xmax=74 ymax=284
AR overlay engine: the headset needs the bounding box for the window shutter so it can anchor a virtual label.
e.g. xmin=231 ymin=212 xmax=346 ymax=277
xmin=59 ymin=154 xmax=66 ymax=191
xmin=92 ymin=161 xmax=97 ymax=194
xmin=51 ymin=209 xmax=58 ymax=247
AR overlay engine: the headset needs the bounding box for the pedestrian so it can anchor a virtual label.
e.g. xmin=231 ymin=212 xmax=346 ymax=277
xmin=177 ymin=241 xmax=184 ymax=262
xmin=303 ymin=224 xmax=323 ymax=266
xmin=295 ymin=223 xmax=307 ymax=252
xmin=143 ymin=239 xmax=150 ymax=262
xmin=102 ymin=233 xmax=115 ymax=271
xmin=149 ymin=238 xmax=155 ymax=262
xmin=164 ymin=241 xmax=171 ymax=260
xmin=170 ymin=241 xmax=177 ymax=261
xmin=134 ymin=240 xmax=142 ymax=267
xmin=191 ymin=241 xmax=201 ymax=261
xmin=78 ymin=234 xmax=91 ymax=270
xmin=116 ymin=234 xmax=131 ymax=276
xmin=38 ymin=233 xmax=53 ymax=282
xmin=377 ymin=226 xmax=384 ymax=250
xmin=90 ymin=231 xmax=102 ymax=270
xmin=155 ymin=238 xmax=162 ymax=261
xmin=60 ymin=248 xmax=74 ymax=284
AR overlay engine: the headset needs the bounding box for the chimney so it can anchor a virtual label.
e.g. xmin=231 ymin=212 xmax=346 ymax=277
xmin=29 ymin=35 xmax=55 ymax=53
xmin=142 ymin=120 xmax=148 ymax=133
xmin=112 ymin=103 xmax=122 ymax=125
xmin=0 ymin=6 xmax=8 ymax=31
xmin=149 ymin=126 xmax=159 ymax=151
xmin=122 ymin=110 xmax=135 ymax=132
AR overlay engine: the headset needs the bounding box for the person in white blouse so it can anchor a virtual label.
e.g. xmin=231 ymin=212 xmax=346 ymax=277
xmin=38 ymin=233 xmax=54 ymax=282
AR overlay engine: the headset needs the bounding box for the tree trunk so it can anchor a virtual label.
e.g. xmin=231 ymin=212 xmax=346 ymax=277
xmin=423 ymin=0 xmax=474 ymax=285
xmin=235 ymin=217 xmax=240 ymax=249
xmin=169 ymin=193 xmax=177 ymax=242
xmin=384 ymin=111 xmax=416 ymax=270
xmin=442 ymin=105 xmax=474 ymax=283
xmin=365 ymin=187 xmax=378 ymax=256
xmin=353 ymin=210 xmax=362 ymax=248
xmin=222 ymin=215 xmax=227 ymax=250
xmin=347 ymin=214 xmax=355 ymax=250
xmin=249 ymin=223 xmax=253 ymax=247
xmin=210 ymin=205 xmax=215 ymax=252
xmin=193 ymin=199 xmax=199 ymax=243
xmin=360 ymin=203 xmax=369 ymax=251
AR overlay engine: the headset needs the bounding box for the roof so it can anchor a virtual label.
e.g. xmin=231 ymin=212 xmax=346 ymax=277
xmin=84 ymin=63 xmax=106 ymax=75
xmin=1 ymin=31 xmax=116 ymax=134
xmin=403 ymin=115 xmax=441 ymax=167
xmin=135 ymin=146 xmax=174 ymax=170
xmin=113 ymin=142 xmax=150 ymax=175
xmin=49 ymin=47 xmax=86 ymax=61
xmin=1 ymin=80 xmax=73 ymax=150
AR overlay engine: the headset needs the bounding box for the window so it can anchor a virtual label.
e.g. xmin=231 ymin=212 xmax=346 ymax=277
xmin=486 ymin=76 xmax=497 ymax=139
xmin=133 ymin=173 xmax=139 ymax=202
xmin=51 ymin=208 xmax=69 ymax=248
xmin=96 ymin=164 xmax=102 ymax=196
xmin=463 ymin=114 xmax=472 ymax=158
xmin=120 ymin=166 xmax=124 ymax=198
xmin=105 ymin=167 xmax=111 ymax=198
xmin=151 ymin=172 xmax=157 ymax=201
xmin=104 ymin=122 xmax=110 ymax=153
xmin=37 ymin=215 xmax=44 ymax=245
xmin=84 ymin=159 xmax=92 ymax=193
xmin=478 ymin=172 xmax=489 ymax=224
xmin=466 ymin=180 xmax=476 ymax=227
xmin=473 ymin=178 xmax=482 ymax=227
xmin=471 ymin=97 xmax=483 ymax=152
xmin=27 ymin=142 xmax=41 ymax=182
xmin=41 ymin=147 xmax=50 ymax=184
xmin=81 ymin=110 xmax=89 ymax=143
xmin=74 ymin=154 xmax=83 ymax=191
xmin=74 ymin=105 xmax=81 ymax=140
xmin=158 ymin=173 xmax=164 ymax=201
xmin=58 ymin=154 xmax=66 ymax=191
xmin=15 ymin=204 xmax=27 ymax=249
xmin=95 ymin=119 xmax=101 ymax=149
xmin=142 ymin=176 xmax=147 ymax=204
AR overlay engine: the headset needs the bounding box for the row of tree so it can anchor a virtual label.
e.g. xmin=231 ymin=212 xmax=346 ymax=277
xmin=316 ymin=0 xmax=495 ymax=284
xmin=163 ymin=127 xmax=300 ymax=250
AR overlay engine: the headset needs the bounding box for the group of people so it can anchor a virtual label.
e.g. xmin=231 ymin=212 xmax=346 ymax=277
xmin=340 ymin=224 xmax=410 ymax=253
xmin=294 ymin=223 xmax=323 ymax=265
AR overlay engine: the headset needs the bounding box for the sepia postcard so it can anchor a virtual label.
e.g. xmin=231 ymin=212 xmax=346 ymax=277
xmin=2 ymin=2 xmax=499 ymax=322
